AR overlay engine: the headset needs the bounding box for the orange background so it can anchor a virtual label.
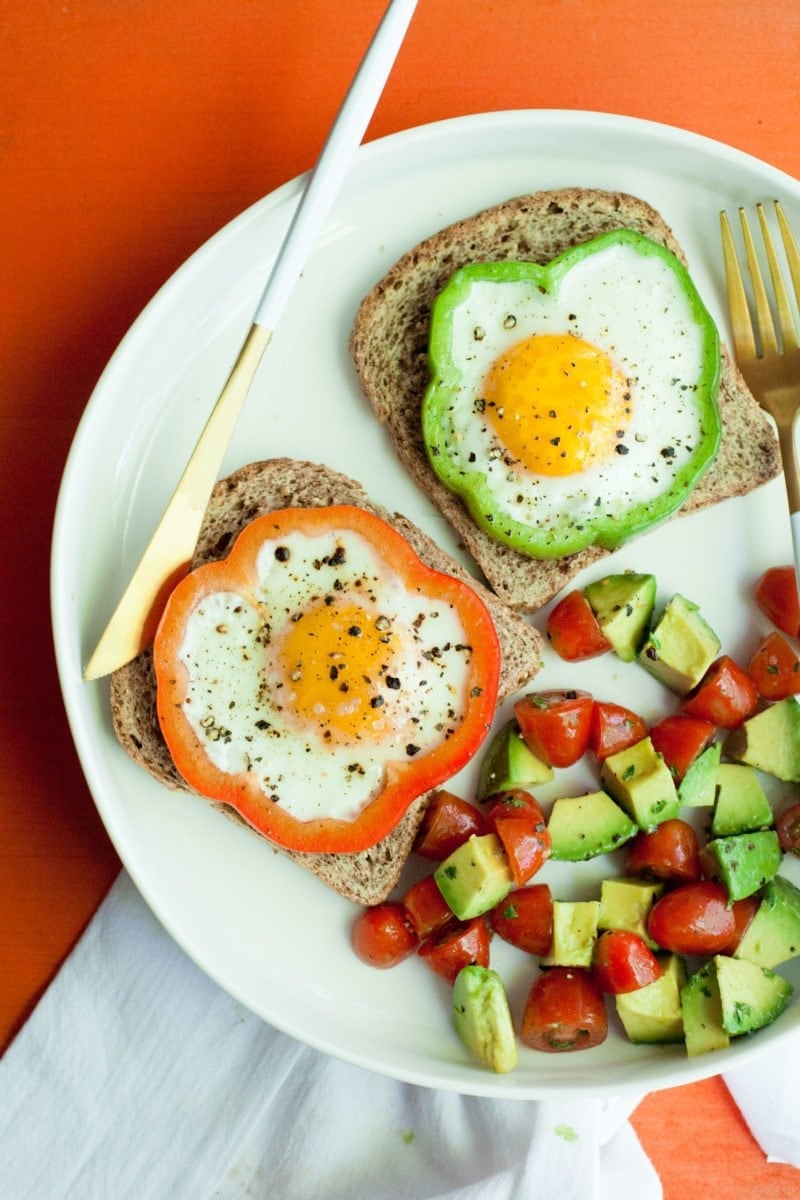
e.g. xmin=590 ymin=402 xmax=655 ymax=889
xmin=3 ymin=1 xmax=800 ymax=1195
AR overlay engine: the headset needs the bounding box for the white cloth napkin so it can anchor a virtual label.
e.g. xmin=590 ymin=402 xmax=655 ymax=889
xmin=0 ymin=872 xmax=797 ymax=1200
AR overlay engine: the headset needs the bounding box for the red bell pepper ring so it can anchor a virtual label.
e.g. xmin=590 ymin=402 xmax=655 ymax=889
xmin=153 ymin=506 xmax=501 ymax=854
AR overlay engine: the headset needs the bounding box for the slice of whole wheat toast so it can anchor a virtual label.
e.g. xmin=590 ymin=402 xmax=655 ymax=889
xmin=109 ymin=458 xmax=544 ymax=905
xmin=350 ymin=188 xmax=781 ymax=612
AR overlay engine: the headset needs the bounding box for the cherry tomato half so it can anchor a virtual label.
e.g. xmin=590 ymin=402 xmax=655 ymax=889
xmin=648 ymin=714 xmax=716 ymax=781
xmin=402 ymin=874 xmax=454 ymax=939
xmin=351 ymin=903 xmax=418 ymax=968
xmin=417 ymin=916 xmax=490 ymax=985
xmin=589 ymin=701 xmax=648 ymax=761
xmin=521 ymin=967 xmax=608 ymax=1053
xmin=592 ymin=930 xmax=662 ymax=994
xmin=490 ymin=884 xmax=553 ymax=956
xmin=483 ymin=789 xmax=546 ymax=830
xmin=753 ymin=565 xmax=800 ymax=638
xmin=546 ymin=590 xmax=612 ymax=661
xmin=413 ymin=790 xmax=488 ymax=861
xmin=493 ymin=815 xmax=552 ymax=886
xmin=647 ymin=881 xmax=736 ymax=955
xmin=625 ymin=818 xmax=703 ymax=884
xmin=777 ymin=801 xmax=800 ymax=856
xmin=514 ymin=690 xmax=595 ymax=768
xmin=681 ymin=656 xmax=759 ymax=729
xmin=747 ymin=632 xmax=800 ymax=701
xmin=719 ymin=895 xmax=761 ymax=954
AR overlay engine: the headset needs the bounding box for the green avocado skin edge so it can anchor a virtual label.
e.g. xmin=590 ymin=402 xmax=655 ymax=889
xmin=421 ymin=229 xmax=722 ymax=561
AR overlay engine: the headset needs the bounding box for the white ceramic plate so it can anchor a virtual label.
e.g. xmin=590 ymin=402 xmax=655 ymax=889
xmin=53 ymin=110 xmax=800 ymax=1097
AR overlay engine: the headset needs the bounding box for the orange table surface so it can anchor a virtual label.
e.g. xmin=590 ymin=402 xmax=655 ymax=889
xmin=3 ymin=1 xmax=800 ymax=1195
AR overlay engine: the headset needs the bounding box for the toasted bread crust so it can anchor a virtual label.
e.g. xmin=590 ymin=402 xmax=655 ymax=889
xmin=110 ymin=458 xmax=544 ymax=905
xmin=349 ymin=188 xmax=781 ymax=612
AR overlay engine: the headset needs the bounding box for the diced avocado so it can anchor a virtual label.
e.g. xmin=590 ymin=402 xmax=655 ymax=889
xmin=476 ymin=718 xmax=554 ymax=800
xmin=734 ymin=875 xmax=800 ymax=968
xmin=601 ymin=737 xmax=679 ymax=830
xmin=680 ymin=961 xmax=730 ymax=1057
xmin=704 ymin=831 xmax=782 ymax=902
xmin=541 ymin=900 xmax=601 ymax=967
xmin=715 ymin=954 xmax=793 ymax=1035
xmin=711 ymin=763 xmax=774 ymax=835
xmin=615 ymin=954 xmax=686 ymax=1044
xmin=547 ymin=791 xmax=638 ymax=862
xmin=452 ymin=965 xmax=518 ymax=1074
xmin=598 ymin=876 xmax=664 ymax=949
xmin=434 ymin=833 xmax=513 ymax=920
xmin=678 ymin=741 xmax=720 ymax=808
xmin=584 ymin=571 xmax=657 ymax=662
xmin=638 ymin=593 xmax=721 ymax=694
xmin=724 ymin=696 xmax=800 ymax=782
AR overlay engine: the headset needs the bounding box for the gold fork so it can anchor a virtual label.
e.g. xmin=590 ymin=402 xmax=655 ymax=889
xmin=720 ymin=202 xmax=800 ymax=566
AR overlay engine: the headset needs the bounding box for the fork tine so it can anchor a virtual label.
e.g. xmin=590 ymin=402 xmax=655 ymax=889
xmin=776 ymin=200 xmax=800 ymax=317
xmin=757 ymin=202 xmax=799 ymax=353
xmin=720 ymin=210 xmax=757 ymax=360
xmin=739 ymin=206 xmax=779 ymax=355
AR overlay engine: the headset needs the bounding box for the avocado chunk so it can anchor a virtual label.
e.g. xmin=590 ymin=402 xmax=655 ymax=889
xmin=598 ymin=876 xmax=665 ymax=949
xmin=638 ymin=593 xmax=721 ymax=694
xmin=711 ymin=763 xmax=774 ymax=836
xmin=541 ymin=900 xmax=601 ymax=967
xmin=601 ymin=737 xmax=679 ymax=830
xmin=715 ymin=954 xmax=793 ymax=1035
xmin=547 ymin=791 xmax=638 ymax=861
xmin=680 ymin=961 xmax=730 ymax=1057
xmin=615 ymin=954 xmax=686 ymax=1044
xmin=734 ymin=874 xmax=800 ymax=968
xmin=476 ymin=718 xmax=554 ymax=800
xmin=677 ymin=741 xmax=720 ymax=808
xmin=452 ymin=965 xmax=518 ymax=1074
xmin=724 ymin=696 xmax=800 ymax=782
xmin=584 ymin=571 xmax=657 ymax=662
xmin=434 ymin=833 xmax=513 ymax=920
xmin=704 ymin=831 xmax=782 ymax=902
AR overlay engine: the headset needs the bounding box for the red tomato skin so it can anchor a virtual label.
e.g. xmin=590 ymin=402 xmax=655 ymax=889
xmin=514 ymin=690 xmax=595 ymax=768
xmin=681 ymin=656 xmax=759 ymax=729
xmin=351 ymin=903 xmax=419 ymax=968
xmin=592 ymin=930 xmax=662 ymax=994
xmin=648 ymin=715 xmax=716 ymax=781
xmin=417 ymin=917 xmax=490 ymax=985
xmin=521 ymin=967 xmax=608 ymax=1052
xmin=589 ymin=702 xmax=648 ymax=761
xmin=493 ymin=815 xmax=551 ymax=886
xmin=546 ymin=590 xmax=612 ymax=661
xmin=718 ymin=896 xmax=761 ymax=954
xmin=748 ymin=632 xmax=800 ymax=701
xmin=753 ymin=565 xmax=800 ymax=637
xmin=402 ymin=875 xmax=454 ymax=939
xmin=490 ymin=885 xmax=553 ymax=956
xmin=625 ymin=819 xmax=703 ymax=884
xmin=483 ymin=789 xmax=546 ymax=830
xmin=647 ymin=881 xmax=736 ymax=955
xmin=414 ymin=790 xmax=488 ymax=861
xmin=777 ymin=802 xmax=800 ymax=856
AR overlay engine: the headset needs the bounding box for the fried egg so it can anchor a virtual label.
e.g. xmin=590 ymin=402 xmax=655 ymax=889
xmin=176 ymin=527 xmax=476 ymax=823
xmin=422 ymin=231 xmax=721 ymax=559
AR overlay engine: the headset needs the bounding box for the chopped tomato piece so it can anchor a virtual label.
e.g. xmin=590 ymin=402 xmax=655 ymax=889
xmin=589 ymin=701 xmax=647 ymax=761
xmin=546 ymin=590 xmax=612 ymax=661
xmin=402 ymin=874 xmax=453 ymax=938
xmin=648 ymin=714 xmax=716 ymax=781
xmin=514 ymin=690 xmax=595 ymax=768
xmin=483 ymin=789 xmax=546 ymax=830
xmin=489 ymin=885 xmax=553 ymax=956
xmin=747 ymin=632 xmax=800 ymax=700
xmin=777 ymin=801 xmax=800 ymax=856
xmin=493 ymin=815 xmax=551 ymax=886
xmin=718 ymin=896 xmax=761 ymax=954
xmin=647 ymin=881 xmax=736 ymax=955
xmin=414 ymin=790 xmax=489 ymax=861
xmin=753 ymin=565 xmax=800 ymax=637
xmin=592 ymin=930 xmax=662 ymax=994
xmin=681 ymin=656 xmax=759 ymax=729
xmin=521 ymin=967 xmax=608 ymax=1052
xmin=351 ymin=902 xmax=418 ymax=968
xmin=625 ymin=818 xmax=703 ymax=883
xmin=418 ymin=916 xmax=490 ymax=985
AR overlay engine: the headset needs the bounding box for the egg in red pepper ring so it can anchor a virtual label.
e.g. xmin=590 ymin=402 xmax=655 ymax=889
xmin=153 ymin=505 xmax=501 ymax=854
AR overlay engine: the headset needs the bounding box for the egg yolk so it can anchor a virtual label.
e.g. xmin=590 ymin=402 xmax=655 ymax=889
xmin=483 ymin=332 xmax=631 ymax=476
xmin=275 ymin=599 xmax=403 ymax=745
